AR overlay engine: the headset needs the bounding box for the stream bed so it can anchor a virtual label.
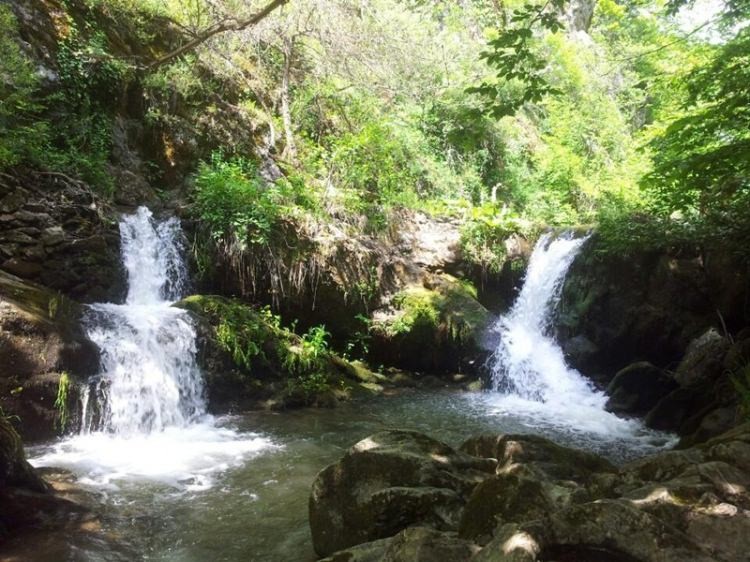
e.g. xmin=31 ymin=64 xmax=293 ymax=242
xmin=27 ymin=389 xmax=672 ymax=562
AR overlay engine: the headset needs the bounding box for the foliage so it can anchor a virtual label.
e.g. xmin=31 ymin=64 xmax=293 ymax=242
xmin=645 ymin=25 xmax=750 ymax=258
xmin=468 ymin=0 xmax=567 ymax=118
xmin=0 ymin=5 xmax=49 ymax=170
xmin=194 ymin=153 xmax=317 ymax=245
xmin=182 ymin=295 xmax=283 ymax=372
xmin=460 ymin=204 xmax=533 ymax=273
xmin=179 ymin=296 xmax=334 ymax=398
xmin=344 ymin=314 xmax=372 ymax=361
xmin=54 ymin=372 xmax=72 ymax=432
xmin=282 ymin=325 xmax=332 ymax=396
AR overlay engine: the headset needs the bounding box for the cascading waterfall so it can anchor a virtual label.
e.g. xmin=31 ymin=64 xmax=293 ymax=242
xmin=482 ymin=232 xmax=669 ymax=443
xmin=489 ymin=232 xmax=598 ymax=403
xmin=32 ymin=207 xmax=273 ymax=489
xmin=81 ymin=207 xmax=204 ymax=435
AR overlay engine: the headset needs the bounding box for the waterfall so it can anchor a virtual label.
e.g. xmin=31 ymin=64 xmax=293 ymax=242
xmin=489 ymin=232 xmax=598 ymax=404
xmin=483 ymin=231 xmax=656 ymax=440
xmin=82 ymin=207 xmax=204 ymax=435
xmin=31 ymin=207 xmax=274 ymax=489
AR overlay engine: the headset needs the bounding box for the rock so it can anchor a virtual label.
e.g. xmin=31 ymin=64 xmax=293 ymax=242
xmin=678 ymin=406 xmax=741 ymax=448
xmin=472 ymin=500 xmax=719 ymax=562
xmin=308 ymin=430 xmax=496 ymax=557
xmin=674 ymin=328 xmax=730 ymax=388
xmin=2 ymin=257 xmax=43 ymax=278
xmin=41 ymin=226 xmax=66 ymax=247
xmin=0 ymin=171 xmax=124 ymax=303
xmin=459 ymin=467 xmax=579 ymax=545
xmin=560 ymin=335 xmax=599 ymax=376
xmin=0 ymin=416 xmax=47 ymax=493
xmin=460 ymin=433 xmax=616 ymax=482
xmin=369 ymin=274 xmax=492 ymax=374
xmin=605 ymin=362 xmax=677 ymax=415
xmin=724 ymin=336 xmax=750 ymax=371
xmin=311 ymin=425 xmax=750 ymax=562
xmin=0 ymin=271 xmax=99 ymax=440
xmin=556 ymin=236 xmax=747 ymax=385
xmin=321 ymin=528 xmax=480 ymax=562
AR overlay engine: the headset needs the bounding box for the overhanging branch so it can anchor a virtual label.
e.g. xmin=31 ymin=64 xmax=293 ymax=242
xmin=145 ymin=0 xmax=289 ymax=72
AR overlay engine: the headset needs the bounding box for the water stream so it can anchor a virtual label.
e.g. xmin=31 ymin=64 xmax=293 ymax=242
xmin=33 ymin=207 xmax=273 ymax=490
xmin=25 ymin=213 xmax=671 ymax=561
xmin=482 ymin=232 xmax=656 ymax=439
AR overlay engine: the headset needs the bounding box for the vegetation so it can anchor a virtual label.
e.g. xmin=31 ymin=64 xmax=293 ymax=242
xmin=178 ymin=295 xmax=335 ymax=399
xmin=1 ymin=0 xmax=744 ymax=258
xmin=54 ymin=373 xmax=72 ymax=432
xmin=377 ymin=276 xmax=491 ymax=345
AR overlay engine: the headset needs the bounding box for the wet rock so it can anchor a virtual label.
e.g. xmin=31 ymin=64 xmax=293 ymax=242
xmin=674 ymin=328 xmax=730 ymax=388
xmin=605 ymin=362 xmax=677 ymax=416
xmin=309 ymin=430 xmax=496 ymax=557
xmin=459 ymin=433 xmax=616 ymax=482
xmin=321 ymin=528 xmax=480 ymax=562
xmin=369 ymin=274 xmax=492 ymax=374
xmin=556 ymin=236 xmax=747 ymax=385
xmin=0 ymin=270 xmax=99 ymax=441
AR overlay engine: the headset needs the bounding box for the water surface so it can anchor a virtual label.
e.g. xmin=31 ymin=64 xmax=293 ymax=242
xmin=28 ymin=389 xmax=672 ymax=562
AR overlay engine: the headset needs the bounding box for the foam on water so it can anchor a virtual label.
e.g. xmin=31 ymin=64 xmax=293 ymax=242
xmin=31 ymin=207 xmax=276 ymax=489
xmin=31 ymin=421 xmax=275 ymax=491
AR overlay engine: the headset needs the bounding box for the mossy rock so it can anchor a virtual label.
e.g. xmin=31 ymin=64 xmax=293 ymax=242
xmin=370 ymin=274 xmax=492 ymax=373
xmin=175 ymin=295 xmax=386 ymax=411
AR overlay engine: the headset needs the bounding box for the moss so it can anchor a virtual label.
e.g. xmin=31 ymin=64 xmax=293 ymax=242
xmin=370 ymin=274 xmax=491 ymax=373
xmin=379 ymin=275 xmax=490 ymax=345
xmin=178 ymin=294 xmax=288 ymax=373
xmin=54 ymin=372 xmax=71 ymax=433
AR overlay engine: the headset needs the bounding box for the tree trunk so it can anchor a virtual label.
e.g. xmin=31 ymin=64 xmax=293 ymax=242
xmin=280 ymin=38 xmax=297 ymax=161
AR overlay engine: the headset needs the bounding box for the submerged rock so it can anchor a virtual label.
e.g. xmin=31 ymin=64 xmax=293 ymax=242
xmin=308 ymin=430 xmax=496 ymax=557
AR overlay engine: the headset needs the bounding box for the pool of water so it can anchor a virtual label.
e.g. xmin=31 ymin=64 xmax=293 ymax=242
xmin=26 ymin=389 xmax=673 ymax=562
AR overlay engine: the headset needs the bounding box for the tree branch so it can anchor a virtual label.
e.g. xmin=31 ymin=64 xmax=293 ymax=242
xmin=145 ymin=0 xmax=289 ymax=72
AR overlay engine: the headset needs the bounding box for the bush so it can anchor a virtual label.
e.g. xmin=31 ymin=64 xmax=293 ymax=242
xmin=194 ymin=153 xmax=319 ymax=245
xmin=460 ymin=204 xmax=532 ymax=273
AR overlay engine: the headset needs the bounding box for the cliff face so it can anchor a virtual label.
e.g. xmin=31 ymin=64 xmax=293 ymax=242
xmin=557 ymin=236 xmax=749 ymax=384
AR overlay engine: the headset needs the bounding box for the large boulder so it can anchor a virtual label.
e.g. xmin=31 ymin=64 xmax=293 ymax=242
xmin=311 ymin=425 xmax=750 ymax=562
xmin=556 ymin=235 xmax=748 ymax=386
xmin=308 ymin=430 xmax=496 ymax=557
xmin=369 ymin=274 xmax=492 ymax=374
xmin=459 ymin=433 xmax=616 ymax=482
xmin=472 ymin=500 xmax=719 ymax=562
xmin=673 ymin=328 xmax=730 ymax=388
xmin=644 ymin=328 xmax=737 ymax=440
xmin=0 ymin=271 xmax=99 ymax=440
xmin=457 ymin=434 xmax=616 ymax=545
xmin=605 ymin=362 xmax=677 ymax=416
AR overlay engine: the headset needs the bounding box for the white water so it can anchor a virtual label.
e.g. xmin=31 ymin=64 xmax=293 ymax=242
xmin=483 ymin=232 xmax=670 ymax=445
xmin=32 ymin=207 xmax=274 ymax=490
